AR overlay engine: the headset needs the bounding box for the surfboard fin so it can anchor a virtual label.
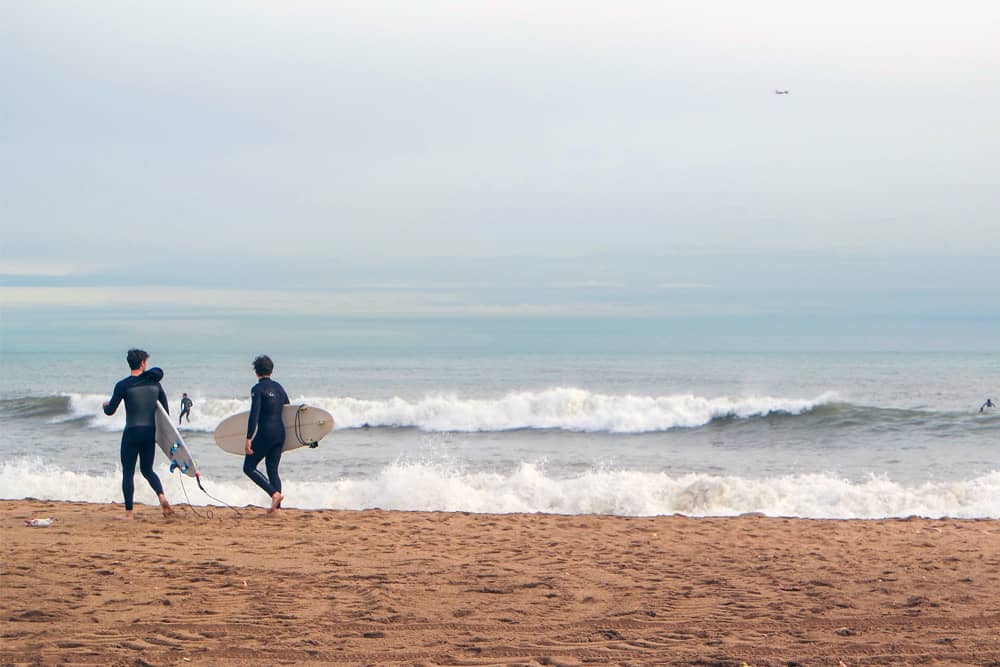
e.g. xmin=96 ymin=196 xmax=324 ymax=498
xmin=307 ymin=441 xmax=319 ymax=448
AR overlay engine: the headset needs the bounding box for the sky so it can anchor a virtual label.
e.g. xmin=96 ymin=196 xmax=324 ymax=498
xmin=3 ymin=2 xmax=999 ymax=263
xmin=1 ymin=2 xmax=998 ymax=347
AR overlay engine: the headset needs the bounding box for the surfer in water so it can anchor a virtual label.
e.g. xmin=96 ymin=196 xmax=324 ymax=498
xmin=981 ymin=398 xmax=995 ymax=413
xmin=103 ymin=349 xmax=174 ymax=520
xmin=178 ymin=393 xmax=193 ymax=424
xmin=244 ymin=355 xmax=289 ymax=514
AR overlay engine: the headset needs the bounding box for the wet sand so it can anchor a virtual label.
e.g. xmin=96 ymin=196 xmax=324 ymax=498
xmin=2 ymin=499 xmax=999 ymax=666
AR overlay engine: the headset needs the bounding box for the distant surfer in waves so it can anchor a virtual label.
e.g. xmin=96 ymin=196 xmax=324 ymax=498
xmin=178 ymin=393 xmax=193 ymax=424
xmin=103 ymin=349 xmax=174 ymax=520
xmin=244 ymin=355 xmax=290 ymax=514
xmin=981 ymin=398 xmax=995 ymax=413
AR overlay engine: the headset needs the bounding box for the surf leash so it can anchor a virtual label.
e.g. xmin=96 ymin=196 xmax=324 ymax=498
xmin=167 ymin=440 xmax=242 ymax=518
xmin=177 ymin=473 xmax=211 ymax=519
xmin=194 ymin=472 xmax=242 ymax=518
xmin=175 ymin=472 xmax=244 ymax=519
xmin=293 ymin=404 xmax=321 ymax=449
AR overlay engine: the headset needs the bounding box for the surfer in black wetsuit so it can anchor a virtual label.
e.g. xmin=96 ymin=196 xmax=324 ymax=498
xmin=103 ymin=349 xmax=174 ymax=520
xmin=243 ymin=355 xmax=289 ymax=514
xmin=981 ymin=398 xmax=996 ymax=413
xmin=178 ymin=393 xmax=193 ymax=424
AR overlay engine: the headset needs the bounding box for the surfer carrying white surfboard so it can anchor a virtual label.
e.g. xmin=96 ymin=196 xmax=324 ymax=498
xmin=102 ymin=349 xmax=174 ymax=520
xmin=243 ymin=355 xmax=289 ymax=514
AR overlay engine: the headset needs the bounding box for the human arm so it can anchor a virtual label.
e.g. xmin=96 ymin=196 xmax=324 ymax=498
xmin=103 ymin=381 xmax=125 ymax=415
xmin=246 ymin=385 xmax=261 ymax=440
xmin=158 ymin=385 xmax=169 ymax=413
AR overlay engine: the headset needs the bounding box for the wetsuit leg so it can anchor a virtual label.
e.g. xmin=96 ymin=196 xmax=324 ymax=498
xmin=120 ymin=434 xmax=139 ymax=511
xmin=243 ymin=446 xmax=277 ymax=496
xmin=136 ymin=438 xmax=164 ymax=497
xmin=122 ymin=428 xmax=163 ymax=510
xmin=264 ymin=445 xmax=283 ymax=493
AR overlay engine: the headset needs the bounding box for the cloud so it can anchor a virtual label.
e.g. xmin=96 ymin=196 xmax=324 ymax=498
xmin=0 ymin=285 xmax=758 ymax=319
xmin=3 ymin=1 xmax=1000 ymax=268
xmin=0 ymin=261 xmax=93 ymax=277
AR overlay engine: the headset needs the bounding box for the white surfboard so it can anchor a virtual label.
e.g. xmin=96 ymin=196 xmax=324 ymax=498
xmin=213 ymin=404 xmax=335 ymax=456
xmin=154 ymin=402 xmax=198 ymax=477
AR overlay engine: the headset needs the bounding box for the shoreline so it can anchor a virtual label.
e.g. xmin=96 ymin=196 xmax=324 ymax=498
xmin=3 ymin=499 xmax=1000 ymax=665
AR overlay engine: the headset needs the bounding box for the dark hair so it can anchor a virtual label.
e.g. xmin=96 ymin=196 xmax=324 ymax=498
xmin=126 ymin=349 xmax=149 ymax=370
xmin=253 ymin=355 xmax=274 ymax=376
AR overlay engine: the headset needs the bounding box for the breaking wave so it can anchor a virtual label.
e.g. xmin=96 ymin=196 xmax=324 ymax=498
xmin=15 ymin=388 xmax=839 ymax=434
xmin=1 ymin=458 xmax=997 ymax=519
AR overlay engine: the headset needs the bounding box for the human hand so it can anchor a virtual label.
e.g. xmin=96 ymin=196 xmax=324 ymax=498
xmin=245 ymin=439 xmax=253 ymax=455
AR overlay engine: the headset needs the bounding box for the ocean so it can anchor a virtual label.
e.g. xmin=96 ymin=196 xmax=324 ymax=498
xmin=2 ymin=339 xmax=998 ymax=519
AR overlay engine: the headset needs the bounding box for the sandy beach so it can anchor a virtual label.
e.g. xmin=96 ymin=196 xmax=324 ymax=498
xmin=2 ymin=500 xmax=999 ymax=666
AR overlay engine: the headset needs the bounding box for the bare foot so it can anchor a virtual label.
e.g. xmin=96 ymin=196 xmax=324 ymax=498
xmin=267 ymin=492 xmax=284 ymax=514
xmin=117 ymin=512 xmax=135 ymax=521
xmin=159 ymin=497 xmax=175 ymax=518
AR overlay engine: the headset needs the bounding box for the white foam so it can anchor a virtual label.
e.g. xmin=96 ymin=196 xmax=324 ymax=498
xmin=61 ymin=393 xmax=246 ymax=433
xmin=2 ymin=458 xmax=997 ymax=519
xmin=60 ymin=393 xmax=123 ymax=431
xmin=58 ymin=388 xmax=836 ymax=434
xmin=306 ymin=388 xmax=838 ymax=433
xmin=172 ymin=396 xmax=247 ymax=432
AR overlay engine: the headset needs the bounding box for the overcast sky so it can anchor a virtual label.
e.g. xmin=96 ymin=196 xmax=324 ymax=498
xmin=3 ymin=1 xmax=999 ymax=280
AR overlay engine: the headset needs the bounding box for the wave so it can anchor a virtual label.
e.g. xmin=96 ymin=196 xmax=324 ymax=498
xmin=0 ymin=395 xmax=73 ymax=419
xmin=8 ymin=390 xmax=994 ymax=436
xmin=15 ymin=388 xmax=839 ymax=434
xmin=19 ymin=393 xmax=249 ymax=433
xmin=316 ymin=389 xmax=839 ymax=432
xmin=1 ymin=458 xmax=997 ymax=519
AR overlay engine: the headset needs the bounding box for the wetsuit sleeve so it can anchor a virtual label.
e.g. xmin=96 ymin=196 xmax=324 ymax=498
xmin=103 ymin=380 xmax=125 ymax=416
xmin=158 ymin=386 xmax=169 ymax=413
xmin=246 ymin=385 xmax=261 ymax=439
xmin=283 ymin=387 xmax=290 ymax=405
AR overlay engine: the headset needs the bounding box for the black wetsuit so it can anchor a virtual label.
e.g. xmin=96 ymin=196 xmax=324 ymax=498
xmin=103 ymin=368 xmax=168 ymax=511
xmin=243 ymin=377 xmax=289 ymax=497
xmin=179 ymin=396 xmax=193 ymax=423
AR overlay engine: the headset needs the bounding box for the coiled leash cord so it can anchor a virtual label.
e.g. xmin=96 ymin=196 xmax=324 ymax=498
xmin=293 ymin=405 xmax=320 ymax=448
xmin=177 ymin=472 xmax=243 ymax=519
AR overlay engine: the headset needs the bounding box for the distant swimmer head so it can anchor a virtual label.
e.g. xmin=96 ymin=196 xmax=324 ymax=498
xmin=253 ymin=355 xmax=274 ymax=377
xmin=126 ymin=348 xmax=149 ymax=370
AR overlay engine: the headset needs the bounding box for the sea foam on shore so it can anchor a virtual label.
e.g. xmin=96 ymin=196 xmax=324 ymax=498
xmin=2 ymin=457 xmax=997 ymax=519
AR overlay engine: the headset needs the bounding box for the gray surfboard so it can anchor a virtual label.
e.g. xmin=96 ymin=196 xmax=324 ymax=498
xmin=214 ymin=404 xmax=335 ymax=455
xmin=155 ymin=402 xmax=198 ymax=477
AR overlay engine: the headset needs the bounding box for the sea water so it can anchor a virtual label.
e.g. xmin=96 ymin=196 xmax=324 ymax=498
xmin=2 ymin=267 xmax=999 ymax=519
xmin=2 ymin=331 xmax=997 ymax=519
